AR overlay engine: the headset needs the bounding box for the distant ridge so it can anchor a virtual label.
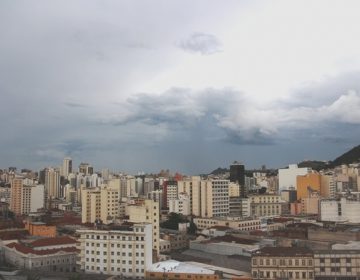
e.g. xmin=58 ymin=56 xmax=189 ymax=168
xmin=207 ymin=145 xmax=360 ymax=175
xmin=298 ymin=160 xmax=328 ymax=171
xmin=328 ymin=145 xmax=360 ymax=168
xmin=209 ymin=167 xmax=229 ymax=175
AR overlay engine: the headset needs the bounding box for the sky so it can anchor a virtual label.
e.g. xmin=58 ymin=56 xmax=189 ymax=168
xmin=1 ymin=0 xmax=360 ymax=174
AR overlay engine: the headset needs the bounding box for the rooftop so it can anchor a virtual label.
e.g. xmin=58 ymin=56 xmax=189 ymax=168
xmin=253 ymin=247 xmax=313 ymax=257
xmin=29 ymin=236 xmax=77 ymax=248
xmin=201 ymin=235 xmax=258 ymax=245
xmin=147 ymin=260 xmax=214 ymax=274
xmin=314 ymin=249 xmax=360 ymax=255
xmin=6 ymin=242 xmax=78 ymax=256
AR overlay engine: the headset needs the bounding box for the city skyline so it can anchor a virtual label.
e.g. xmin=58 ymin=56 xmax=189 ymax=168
xmin=1 ymin=0 xmax=360 ymax=174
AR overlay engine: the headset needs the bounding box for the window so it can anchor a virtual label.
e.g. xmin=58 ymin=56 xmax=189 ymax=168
xmin=320 ymin=267 xmax=325 ymax=272
xmin=346 ymin=258 xmax=351 ymax=263
xmin=302 ymin=272 xmax=306 ymax=278
xmin=252 ymin=271 xmax=258 ymax=278
xmin=320 ymin=258 xmax=325 ymax=263
xmin=260 ymin=259 xmax=264 ymax=265
xmin=252 ymin=259 xmax=257 ymax=265
xmin=347 ymin=267 xmax=351 ymax=272
xmin=308 ymin=260 xmax=313 ymax=266
xmin=289 ymin=272 xmax=293 ymax=278
xmin=296 ymin=272 xmax=299 ymax=279
xmin=266 ymin=259 xmax=270 ymax=266
xmin=309 ymin=272 xmax=313 ymax=278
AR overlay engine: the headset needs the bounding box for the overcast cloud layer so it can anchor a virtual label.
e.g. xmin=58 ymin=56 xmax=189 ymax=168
xmin=1 ymin=0 xmax=360 ymax=174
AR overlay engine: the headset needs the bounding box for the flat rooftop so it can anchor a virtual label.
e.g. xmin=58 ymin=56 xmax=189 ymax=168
xmin=147 ymin=260 xmax=214 ymax=274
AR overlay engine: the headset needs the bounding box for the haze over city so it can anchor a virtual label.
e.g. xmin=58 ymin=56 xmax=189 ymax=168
xmin=1 ymin=0 xmax=360 ymax=173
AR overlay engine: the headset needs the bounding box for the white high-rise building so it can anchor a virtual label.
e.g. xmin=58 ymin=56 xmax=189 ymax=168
xmin=278 ymin=164 xmax=310 ymax=192
xmin=30 ymin=184 xmax=44 ymax=212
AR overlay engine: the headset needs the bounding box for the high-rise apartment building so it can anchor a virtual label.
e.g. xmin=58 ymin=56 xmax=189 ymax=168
xmin=296 ymin=173 xmax=321 ymax=200
xmin=81 ymin=186 xmax=121 ymax=224
xmin=178 ymin=177 xmax=229 ymax=218
xmin=62 ymin=157 xmax=72 ymax=178
xmin=163 ymin=180 xmax=178 ymax=209
xmin=320 ymin=173 xmax=336 ymax=198
xmin=45 ymin=168 xmax=60 ymax=199
xmin=126 ymin=199 xmax=160 ymax=255
xmin=77 ymin=223 xmax=153 ymax=278
xmin=79 ymin=163 xmax=93 ymax=175
xmin=10 ymin=178 xmax=44 ymax=215
xmin=230 ymin=162 xmax=246 ymax=197
xmin=10 ymin=178 xmax=23 ymax=215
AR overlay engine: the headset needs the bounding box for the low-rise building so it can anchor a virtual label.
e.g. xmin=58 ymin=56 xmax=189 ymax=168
xmin=313 ymin=250 xmax=360 ymax=279
xmin=3 ymin=237 xmax=78 ymax=272
xmin=191 ymin=235 xmax=259 ymax=257
xmin=251 ymin=247 xmax=314 ymax=280
xmin=194 ymin=217 xmax=261 ymax=231
xmin=25 ymin=221 xmax=56 ymax=238
xmin=320 ymin=198 xmax=360 ymax=223
xmin=146 ymin=260 xmax=219 ymax=280
xmin=249 ymin=194 xmax=286 ymax=218
xmin=161 ymin=232 xmax=189 ymax=251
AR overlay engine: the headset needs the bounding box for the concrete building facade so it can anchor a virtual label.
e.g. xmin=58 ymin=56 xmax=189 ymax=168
xmin=77 ymin=223 xmax=153 ymax=278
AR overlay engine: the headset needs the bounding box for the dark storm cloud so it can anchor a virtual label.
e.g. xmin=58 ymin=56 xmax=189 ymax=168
xmin=225 ymin=130 xmax=275 ymax=145
xmin=105 ymin=84 xmax=360 ymax=149
xmin=178 ymin=33 xmax=222 ymax=55
xmin=106 ymin=87 xmax=277 ymax=144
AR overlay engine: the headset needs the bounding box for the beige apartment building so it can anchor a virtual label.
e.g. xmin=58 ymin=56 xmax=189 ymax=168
xmin=81 ymin=186 xmax=121 ymax=224
xmin=251 ymin=247 xmax=314 ymax=280
xmin=125 ymin=199 xmax=160 ymax=255
xmin=177 ymin=177 xmax=229 ymax=218
xmin=10 ymin=178 xmax=23 ymax=215
xmin=81 ymin=189 xmax=101 ymax=223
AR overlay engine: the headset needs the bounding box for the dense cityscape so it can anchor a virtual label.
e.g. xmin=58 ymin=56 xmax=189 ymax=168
xmin=0 ymin=145 xmax=359 ymax=279
xmin=2 ymin=1 xmax=360 ymax=280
